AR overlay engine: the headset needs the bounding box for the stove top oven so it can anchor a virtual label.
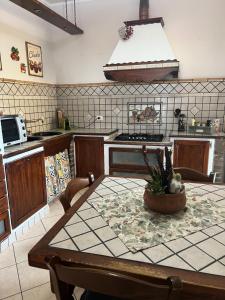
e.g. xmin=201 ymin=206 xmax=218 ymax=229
xmin=104 ymin=133 xmax=166 ymax=177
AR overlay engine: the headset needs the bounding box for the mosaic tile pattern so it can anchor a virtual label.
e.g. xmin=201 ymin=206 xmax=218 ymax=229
xmin=50 ymin=177 xmax=225 ymax=276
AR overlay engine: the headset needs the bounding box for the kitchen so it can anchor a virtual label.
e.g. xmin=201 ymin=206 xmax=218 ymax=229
xmin=0 ymin=0 xmax=225 ymax=299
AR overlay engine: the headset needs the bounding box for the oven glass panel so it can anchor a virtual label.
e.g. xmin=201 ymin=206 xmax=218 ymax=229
xmin=111 ymin=150 xmax=158 ymax=167
xmin=1 ymin=119 xmax=19 ymax=143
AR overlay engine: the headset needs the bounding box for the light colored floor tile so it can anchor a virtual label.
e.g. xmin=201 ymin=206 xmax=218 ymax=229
xmin=16 ymin=222 xmax=46 ymax=242
xmin=0 ymin=246 xmax=16 ymax=270
xmin=2 ymin=293 xmax=22 ymax=300
xmin=0 ymin=265 xmax=20 ymax=299
xmin=13 ymin=236 xmax=42 ymax=263
xmin=22 ymin=282 xmax=55 ymax=300
xmin=17 ymin=261 xmax=50 ymax=292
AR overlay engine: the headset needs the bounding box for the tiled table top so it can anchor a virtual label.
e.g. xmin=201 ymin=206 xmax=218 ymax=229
xmin=49 ymin=177 xmax=225 ymax=277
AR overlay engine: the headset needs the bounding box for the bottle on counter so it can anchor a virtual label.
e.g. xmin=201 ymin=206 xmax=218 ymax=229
xmin=64 ymin=117 xmax=70 ymax=130
xmin=56 ymin=108 xmax=64 ymax=129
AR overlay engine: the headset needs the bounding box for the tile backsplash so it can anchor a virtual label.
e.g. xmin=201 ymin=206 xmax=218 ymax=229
xmin=57 ymin=79 xmax=225 ymax=134
xmin=0 ymin=80 xmax=57 ymax=134
xmin=1 ymin=78 xmax=225 ymax=134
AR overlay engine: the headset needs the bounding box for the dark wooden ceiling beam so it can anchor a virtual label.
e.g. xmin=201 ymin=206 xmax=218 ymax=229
xmin=9 ymin=0 xmax=83 ymax=35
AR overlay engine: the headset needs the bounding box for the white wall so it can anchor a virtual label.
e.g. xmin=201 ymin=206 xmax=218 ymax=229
xmin=52 ymin=0 xmax=225 ymax=84
xmin=0 ymin=1 xmax=57 ymax=83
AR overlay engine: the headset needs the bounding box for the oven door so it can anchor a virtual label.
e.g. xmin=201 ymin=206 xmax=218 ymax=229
xmin=108 ymin=146 xmax=163 ymax=177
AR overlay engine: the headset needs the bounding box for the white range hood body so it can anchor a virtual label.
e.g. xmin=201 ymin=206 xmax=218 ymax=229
xmin=108 ymin=23 xmax=176 ymax=65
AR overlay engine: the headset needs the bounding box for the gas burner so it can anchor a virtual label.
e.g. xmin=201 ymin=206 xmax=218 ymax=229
xmin=114 ymin=133 xmax=164 ymax=142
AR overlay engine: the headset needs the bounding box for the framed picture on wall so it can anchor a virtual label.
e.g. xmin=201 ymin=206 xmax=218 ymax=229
xmin=0 ymin=53 xmax=2 ymax=71
xmin=25 ymin=42 xmax=43 ymax=77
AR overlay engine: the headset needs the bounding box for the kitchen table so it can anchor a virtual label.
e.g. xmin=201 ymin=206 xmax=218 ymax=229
xmin=28 ymin=176 xmax=225 ymax=299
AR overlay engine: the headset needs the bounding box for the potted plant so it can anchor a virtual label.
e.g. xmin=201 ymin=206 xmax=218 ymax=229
xmin=142 ymin=145 xmax=186 ymax=214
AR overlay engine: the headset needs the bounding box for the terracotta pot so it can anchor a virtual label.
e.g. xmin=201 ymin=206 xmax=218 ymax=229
xmin=144 ymin=188 xmax=186 ymax=214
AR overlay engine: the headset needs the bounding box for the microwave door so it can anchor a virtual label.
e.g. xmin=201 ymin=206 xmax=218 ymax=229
xmin=1 ymin=118 xmax=20 ymax=145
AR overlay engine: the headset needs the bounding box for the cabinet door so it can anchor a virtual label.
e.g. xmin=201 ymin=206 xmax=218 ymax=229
xmin=6 ymin=152 xmax=47 ymax=229
xmin=75 ymin=137 xmax=104 ymax=179
xmin=173 ymin=140 xmax=210 ymax=174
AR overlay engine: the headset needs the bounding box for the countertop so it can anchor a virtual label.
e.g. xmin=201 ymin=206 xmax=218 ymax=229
xmin=169 ymin=131 xmax=225 ymax=139
xmin=2 ymin=128 xmax=118 ymax=158
xmin=3 ymin=127 xmax=225 ymax=158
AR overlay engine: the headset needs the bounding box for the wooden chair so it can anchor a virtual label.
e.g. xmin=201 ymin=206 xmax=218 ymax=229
xmin=174 ymin=167 xmax=215 ymax=183
xmin=59 ymin=172 xmax=95 ymax=212
xmin=46 ymin=256 xmax=183 ymax=300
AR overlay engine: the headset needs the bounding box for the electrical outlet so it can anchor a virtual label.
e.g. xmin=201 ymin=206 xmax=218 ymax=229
xmin=96 ymin=115 xmax=104 ymax=121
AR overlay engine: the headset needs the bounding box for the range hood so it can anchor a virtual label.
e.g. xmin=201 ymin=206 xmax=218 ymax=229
xmin=103 ymin=0 xmax=179 ymax=82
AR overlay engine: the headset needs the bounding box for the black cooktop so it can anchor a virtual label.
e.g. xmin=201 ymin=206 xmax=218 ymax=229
xmin=114 ymin=133 xmax=164 ymax=142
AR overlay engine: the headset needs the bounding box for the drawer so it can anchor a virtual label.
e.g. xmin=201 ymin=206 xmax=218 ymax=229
xmin=0 ymin=181 xmax=6 ymax=199
xmin=0 ymin=196 xmax=8 ymax=213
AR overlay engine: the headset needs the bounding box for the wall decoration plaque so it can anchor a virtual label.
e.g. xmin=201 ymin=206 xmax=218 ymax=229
xmin=25 ymin=42 xmax=43 ymax=77
xmin=11 ymin=47 xmax=20 ymax=61
xmin=128 ymin=102 xmax=161 ymax=124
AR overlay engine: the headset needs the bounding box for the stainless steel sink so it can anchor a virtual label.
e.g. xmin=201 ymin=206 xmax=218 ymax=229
xmin=33 ymin=131 xmax=63 ymax=137
xmin=27 ymin=136 xmax=43 ymax=141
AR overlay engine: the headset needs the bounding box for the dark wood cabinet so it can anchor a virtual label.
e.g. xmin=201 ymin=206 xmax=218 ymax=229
xmin=43 ymin=134 xmax=72 ymax=157
xmin=109 ymin=147 xmax=163 ymax=177
xmin=75 ymin=136 xmax=104 ymax=179
xmin=0 ymin=155 xmax=10 ymax=241
xmin=6 ymin=152 xmax=47 ymax=229
xmin=173 ymin=140 xmax=210 ymax=174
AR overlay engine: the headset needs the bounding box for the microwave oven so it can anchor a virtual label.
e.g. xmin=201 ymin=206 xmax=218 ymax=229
xmin=0 ymin=115 xmax=27 ymax=152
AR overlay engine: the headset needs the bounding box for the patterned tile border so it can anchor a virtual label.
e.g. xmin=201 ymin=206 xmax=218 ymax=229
xmin=56 ymin=79 xmax=225 ymax=97
xmin=1 ymin=77 xmax=225 ymax=97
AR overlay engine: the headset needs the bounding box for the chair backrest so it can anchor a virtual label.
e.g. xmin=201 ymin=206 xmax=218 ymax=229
xmin=173 ymin=167 xmax=214 ymax=183
xmin=59 ymin=172 xmax=95 ymax=212
xmin=46 ymin=256 xmax=182 ymax=300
